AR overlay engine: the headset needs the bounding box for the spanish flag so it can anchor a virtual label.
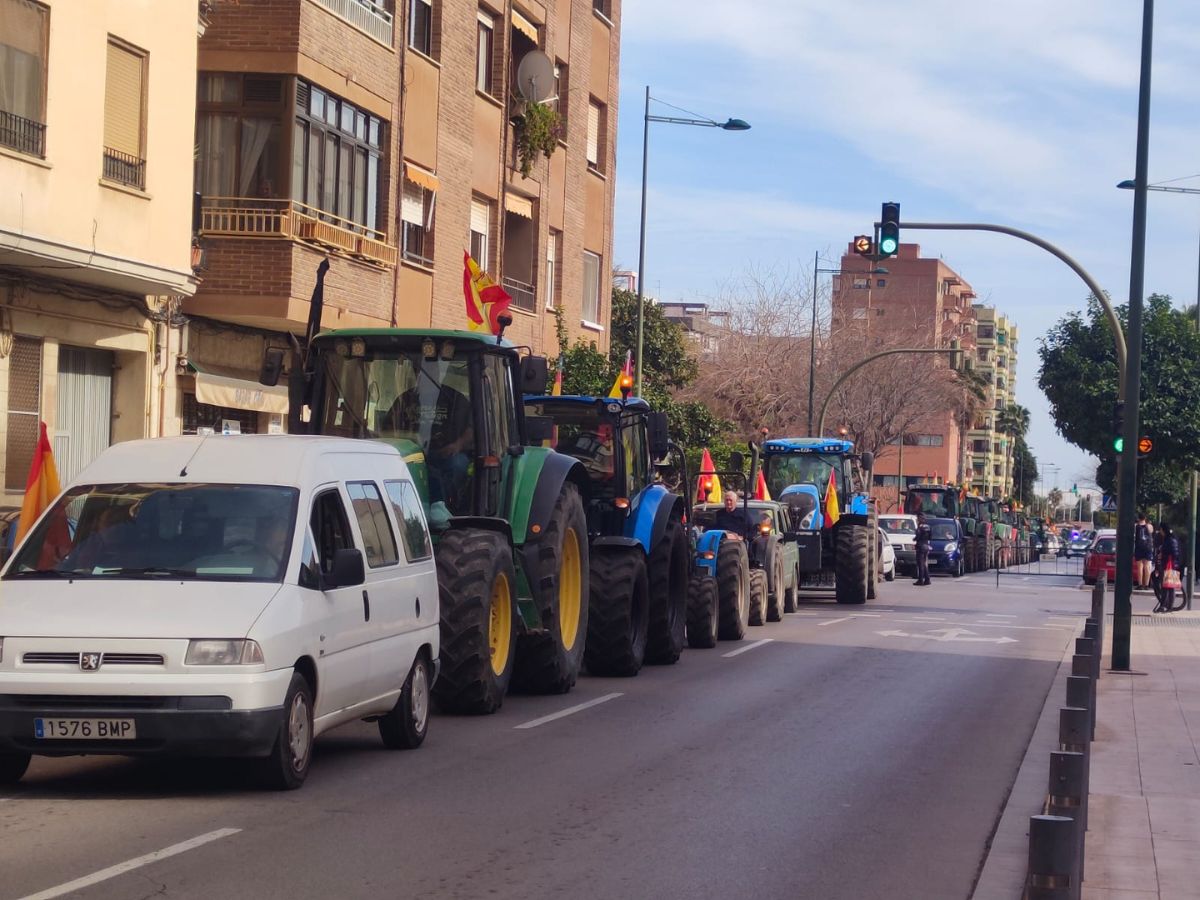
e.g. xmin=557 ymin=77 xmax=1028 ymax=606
xmin=551 ymin=356 xmax=563 ymax=396
xmin=753 ymin=470 xmax=771 ymax=501
xmin=463 ymin=250 xmax=513 ymax=335
xmin=823 ymin=467 xmax=840 ymax=529
xmin=696 ymin=448 xmax=722 ymax=504
xmin=16 ymin=421 xmax=61 ymax=544
xmin=608 ymin=349 xmax=634 ymax=398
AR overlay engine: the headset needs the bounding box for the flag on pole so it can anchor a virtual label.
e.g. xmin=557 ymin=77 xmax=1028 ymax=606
xmin=15 ymin=421 xmax=61 ymax=544
xmin=551 ymin=356 xmax=563 ymax=396
xmin=822 ymin=467 xmax=840 ymax=529
xmin=463 ymin=250 xmax=513 ymax=335
xmin=753 ymin=470 xmax=772 ymax=501
xmin=607 ymin=349 xmax=634 ymax=398
xmin=696 ymin=448 xmax=722 ymax=504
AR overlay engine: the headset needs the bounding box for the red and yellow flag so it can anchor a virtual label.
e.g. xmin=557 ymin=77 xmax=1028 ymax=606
xmin=753 ymin=470 xmax=772 ymax=501
xmin=695 ymin=448 xmax=722 ymax=504
xmin=463 ymin=250 xmax=513 ymax=335
xmin=551 ymin=356 xmax=563 ymax=396
xmin=822 ymin=467 xmax=840 ymax=529
xmin=607 ymin=349 xmax=634 ymax=398
xmin=16 ymin=421 xmax=61 ymax=544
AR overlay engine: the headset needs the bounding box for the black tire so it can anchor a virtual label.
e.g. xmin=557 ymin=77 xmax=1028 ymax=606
xmin=513 ymin=484 xmax=590 ymax=694
xmin=717 ymin=539 xmax=750 ymax=641
xmin=783 ymin=564 xmax=799 ymax=614
xmin=686 ymin=575 xmax=719 ymax=648
xmin=866 ymin=507 xmax=879 ymax=601
xmin=258 ymin=672 xmax=314 ymax=791
xmin=835 ymin=523 xmax=869 ymax=605
xmin=749 ymin=569 xmax=769 ymax=625
xmin=0 ymin=752 xmax=30 ymax=785
xmin=585 ymin=546 xmax=650 ymax=676
xmin=432 ymin=529 xmax=517 ymax=714
xmin=766 ymin=543 xmax=786 ymax=622
xmin=646 ymin=516 xmax=689 ymax=665
xmin=954 ymin=557 xmax=965 ymax=578
xmin=884 ymin=566 xmax=895 ymax=582
xmin=378 ymin=654 xmax=431 ymax=750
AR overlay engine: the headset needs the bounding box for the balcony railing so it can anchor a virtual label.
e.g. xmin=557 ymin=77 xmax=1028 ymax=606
xmin=311 ymin=0 xmax=394 ymax=44
xmin=199 ymin=197 xmax=397 ymax=266
xmin=103 ymin=148 xmax=146 ymax=190
xmin=502 ymin=276 xmax=536 ymax=312
xmin=0 ymin=110 xmax=46 ymax=158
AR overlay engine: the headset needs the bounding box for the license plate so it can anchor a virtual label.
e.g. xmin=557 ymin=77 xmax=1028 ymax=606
xmin=34 ymin=718 xmax=137 ymax=740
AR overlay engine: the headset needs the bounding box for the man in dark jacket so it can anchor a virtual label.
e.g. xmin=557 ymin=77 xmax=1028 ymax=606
xmin=914 ymin=512 xmax=932 ymax=586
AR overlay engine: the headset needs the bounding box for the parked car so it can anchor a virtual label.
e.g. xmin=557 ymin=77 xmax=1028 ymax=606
xmin=878 ymin=527 xmax=896 ymax=582
xmin=927 ymin=516 xmax=966 ymax=578
xmin=1083 ymin=529 xmax=1124 ymax=585
xmin=880 ymin=514 xmax=918 ymax=575
xmin=0 ymin=435 xmax=439 ymax=790
xmin=1068 ymin=530 xmax=1094 ymax=558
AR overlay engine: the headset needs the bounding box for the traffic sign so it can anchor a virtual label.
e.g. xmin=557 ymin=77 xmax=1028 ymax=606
xmin=1102 ymin=494 xmax=1117 ymax=512
xmin=1138 ymin=436 xmax=1153 ymax=455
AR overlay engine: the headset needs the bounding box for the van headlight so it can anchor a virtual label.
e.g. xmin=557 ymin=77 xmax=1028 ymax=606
xmin=944 ymin=542 xmax=958 ymax=554
xmin=185 ymin=639 xmax=264 ymax=666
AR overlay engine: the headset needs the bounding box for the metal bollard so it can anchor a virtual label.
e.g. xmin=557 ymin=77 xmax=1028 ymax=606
xmin=1083 ymin=620 xmax=1098 ymax=643
xmin=1059 ymin=706 xmax=1090 ymax=753
xmin=1072 ymin=655 xmax=1098 ymax=738
xmin=1075 ymin=636 xmax=1100 ymax=681
xmin=1047 ymin=750 xmax=1087 ymax=818
xmin=1067 ymin=674 xmax=1096 ymax=741
xmin=1027 ymin=814 xmax=1079 ymax=899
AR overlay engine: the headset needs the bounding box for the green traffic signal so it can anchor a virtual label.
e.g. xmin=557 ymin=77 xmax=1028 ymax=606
xmin=879 ymin=235 xmax=899 ymax=256
xmin=1114 ymin=436 xmax=1124 ymax=453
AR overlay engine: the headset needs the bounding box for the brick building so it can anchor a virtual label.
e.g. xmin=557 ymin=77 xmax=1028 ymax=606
xmin=185 ymin=0 xmax=621 ymax=434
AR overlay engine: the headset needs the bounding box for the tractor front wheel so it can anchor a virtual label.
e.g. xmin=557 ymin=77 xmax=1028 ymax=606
xmin=686 ymin=575 xmax=719 ymax=649
xmin=585 ymin=546 xmax=650 ymax=676
xmin=835 ymin=523 xmax=869 ymax=605
xmin=717 ymin=540 xmax=750 ymax=641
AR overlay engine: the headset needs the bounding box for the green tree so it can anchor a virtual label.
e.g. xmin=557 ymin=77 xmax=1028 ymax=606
xmin=1011 ymin=435 xmax=1038 ymax=508
xmin=1038 ymin=294 xmax=1200 ymax=506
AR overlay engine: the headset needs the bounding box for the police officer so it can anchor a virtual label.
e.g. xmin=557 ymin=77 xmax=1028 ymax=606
xmin=914 ymin=511 xmax=932 ymax=586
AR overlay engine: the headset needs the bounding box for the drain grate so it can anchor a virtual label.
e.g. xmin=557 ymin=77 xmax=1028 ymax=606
xmin=1108 ymin=613 xmax=1200 ymax=628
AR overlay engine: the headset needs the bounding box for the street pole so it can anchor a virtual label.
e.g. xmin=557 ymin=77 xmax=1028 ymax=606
xmin=1189 ymin=227 xmax=1200 ymax=609
xmin=808 ymin=250 xmax=819 ymax=436
xmin=898 ymin=432 xmax=904 ymax=511
xmin=634 ymin=85 xmax=650 ymax=396
xmin=1112 ymin=0 xmax=1154 ymax=671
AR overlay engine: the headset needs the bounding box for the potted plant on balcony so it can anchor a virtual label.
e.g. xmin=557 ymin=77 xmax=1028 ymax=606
xmin=511 ymin=100 xmax=563 ymax=178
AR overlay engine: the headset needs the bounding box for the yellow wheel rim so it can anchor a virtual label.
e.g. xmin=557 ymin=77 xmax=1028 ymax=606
xmin=558 ymin=527 xmax=582 ymax=652
xmin=489 ymin=572 xmax=512 ymax=677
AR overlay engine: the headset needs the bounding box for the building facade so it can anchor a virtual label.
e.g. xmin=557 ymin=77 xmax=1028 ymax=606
xmin=0 ymin=0 xmax=199 ymax=502
xmin=965 ymin=306 xmax=1019 ymax=499
xmin=659 ymin=300 xmax=729 ymax=357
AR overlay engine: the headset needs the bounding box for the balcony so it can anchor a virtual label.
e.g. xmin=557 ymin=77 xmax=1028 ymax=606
xmin=502 ymin=276 xmax=536 ymax=313
xmin=200 ymin=197 xmax=397 ymax=266
xmin=103 ymin=148 xmax=146 ymax=190
xmin=0 ymin=110 xmax=46 ymax=158
xmin=311 ymin=0 xmax=394 ymax=45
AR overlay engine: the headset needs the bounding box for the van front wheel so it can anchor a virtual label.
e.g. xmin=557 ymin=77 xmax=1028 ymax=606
xmin=258 ymin=672 xmax=313 ymax=791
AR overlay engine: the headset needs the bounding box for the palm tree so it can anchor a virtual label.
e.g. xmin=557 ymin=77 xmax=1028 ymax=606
xmin=996 ymin=404 xmax=1031 ymax=499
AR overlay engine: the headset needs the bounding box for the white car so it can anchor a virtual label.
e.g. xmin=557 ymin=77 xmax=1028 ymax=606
xmin=880 ymin=514 xmax=918 ymax=574
xmin=0 ymin=435 xmax=439 ymax=790
xmin=878 ymin=527 xmax=896 ymax=581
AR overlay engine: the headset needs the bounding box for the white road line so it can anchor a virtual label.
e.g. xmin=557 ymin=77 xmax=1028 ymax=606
xmin=17 ymin=828 xmax=242 ymax=900
xmin=905 ymin=616 xmax=949 ymax=622
xmin=961 ymin=621 xmax=1066 ymax=631
xmin=986 ymin=614 xmax=1017 ymax=618
xmin=818 ymin=617 xmax=853 ymax=627
xmin=514 ymin=693 xmax=623 ymax=730
xmin=849 ymin=613 xmax=882 ymax=618
xmin=722 ymin=638 xmax=774 ymax=658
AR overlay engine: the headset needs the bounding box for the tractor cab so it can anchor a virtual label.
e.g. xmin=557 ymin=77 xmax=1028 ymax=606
xmin=902 ymin=485 xmax=961 ymax=519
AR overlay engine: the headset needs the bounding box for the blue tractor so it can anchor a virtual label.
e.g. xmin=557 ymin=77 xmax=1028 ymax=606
xmin=524 ymin=395 xmax=692 ymax=676
xmin=761 ymin=438 xmax=879 ymax=605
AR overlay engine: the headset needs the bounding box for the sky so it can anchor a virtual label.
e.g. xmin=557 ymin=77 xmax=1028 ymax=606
xmin=610 ymin=0 xmax=1200 ymax=501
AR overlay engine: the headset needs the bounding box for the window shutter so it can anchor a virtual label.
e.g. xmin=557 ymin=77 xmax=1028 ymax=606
xmin=470 ymin=199 xmax=489 ymax=235
xmin=401 ymin=181 xmax=424 ymax=226
xmin=104 ymin=41 xmax=144 ymax=157
xmin=586 ymin=102 xmax=600 ymax=164
xmin=0 ymin=0 xmax=47 ymax=56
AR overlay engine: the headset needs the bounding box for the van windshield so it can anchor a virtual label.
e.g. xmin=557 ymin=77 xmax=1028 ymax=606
xmin=5 ymin=483 xmax=298 ymax=582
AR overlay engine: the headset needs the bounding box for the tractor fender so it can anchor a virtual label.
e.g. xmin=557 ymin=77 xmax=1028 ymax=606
xmin=624 ymin=484 xmax=683 ymax=555
xmin=847 ymin=493 xmax=871 ymax=517
xmin=836 ymin=513 xmax=870 ymax=528
xmin=694 ymin=529 xmax=724 ymax=579
xmin=508 ymin=446 xmax=587 ymax=546
xmin=444 ymin=516 xmax=513 ymax=545
xmin=594 ymin=536 xmax=643 ymax=551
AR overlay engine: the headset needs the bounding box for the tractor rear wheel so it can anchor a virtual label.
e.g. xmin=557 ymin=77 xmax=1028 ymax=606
xmin=646 ymin=517 xmax=689 ymax=665
xmin=766 ymin=543 xmax=786 ymax=622
xmin=585 ymin=546 xmax=649 ymax=676
xmin=783 ymin=564 xmax=799 ymax=613
xmin=748 ymin=569 xmax=769 ymax=625
xmin=433 ymin=529 xmax=518 ymax=714
xmin=716 ymin=539 xmax=750 ymax=641
xmin=512 ymin=484 xmax=589 ymax=694
xmin=686 ymin=575 xmax=719 ymax=649
xmin=835 ymin=523 xmax=869 ymax=605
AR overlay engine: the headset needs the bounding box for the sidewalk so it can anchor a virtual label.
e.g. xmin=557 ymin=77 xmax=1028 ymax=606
xmin=1083 ymin=598 xmax=1200 ymax=899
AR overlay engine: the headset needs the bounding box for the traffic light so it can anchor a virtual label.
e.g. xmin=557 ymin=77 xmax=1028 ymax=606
xmin=1137 ymin=436 xmax=1154 ymax=457
xmin=1112 ymin=401 xmax=1125 ymax=453
xmin=879 ymin=202 xmax=901 ymax=258
xmin=852 ymin=235 xmax=874 ymax=256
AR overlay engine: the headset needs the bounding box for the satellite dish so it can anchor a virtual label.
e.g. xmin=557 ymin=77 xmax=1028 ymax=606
xmin=516 ymin=50 xmax=555 ymax=103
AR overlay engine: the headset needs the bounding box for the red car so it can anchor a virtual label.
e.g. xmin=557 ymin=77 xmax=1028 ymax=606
xmin=1083 ymin=532 xmax=1129 ymax=585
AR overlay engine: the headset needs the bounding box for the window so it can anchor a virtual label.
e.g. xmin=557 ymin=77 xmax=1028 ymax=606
xmin=292 ymin=80 xmax=383 ymax=231
xmin=852 ymin=277 xmax=869 ymax=289
xmin=875 ymin=307 xmax=885 ymax=317
xmin=586 ymin=99 xmax=604 ymax=171
xmin=476 ymin=11 xmax=494 ymax=95
xmin=978 ymin=324 xmax=995 ymax=340
xmin=5 ymin=336 xmax=41 ymax=491
xmin=621 ymin=415 xmax=648 ymax=496
xmin=0 ymin=0 xmax=49 ymax=157
xmin=553 ymin=61 xmax=568 ymax=135
xmin=401 ymin=175 xmax=435 ymax=266
xmin=545 ymin=229 xmax=560 ymax=310
xmin=196 ymin=74 xmax=285 ymax=200
xmin=182 ymin=393 xmax=258 ymax=436
xmin=103 ymin=38 xmax=147 ymax=189
xmin=409 ymin=0 xmax=433 ymax=56
xmin=385 ymin=481 xmax=432 ymax=561
xmin=347 ymin=481 xmax=398 ymax=567
xmin=310 ymin=490 xmax=355 ymax=578
xmin=470 ymin=197 xmax=490 ymax=266
xmin=593 ymin=0 xmax=611 ymax=19
xmin=582 ymin=250 xmax=601 ymax=323
xmin=877 ymin=278 xmax=886 ymax=287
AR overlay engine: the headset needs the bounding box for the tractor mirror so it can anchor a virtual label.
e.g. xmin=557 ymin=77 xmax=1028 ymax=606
xmin=260 ymin=346 xmax=286 ymax=387
xmin=728 ymin=451 xmax=745 ymax=472
xmin=860 ymin=451 xmax=875 ymax=473
xmin=526 ymin=415 xmax=554 ymax=444
xmin=520 ymin=356 xmax=549 ymax=395
xmin=647 ymin=412 xmax=670 ymax=460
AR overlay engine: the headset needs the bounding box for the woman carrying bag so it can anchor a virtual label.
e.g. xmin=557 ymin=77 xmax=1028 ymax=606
xmin=1155 ymin=523 xmax=1183 ymax=613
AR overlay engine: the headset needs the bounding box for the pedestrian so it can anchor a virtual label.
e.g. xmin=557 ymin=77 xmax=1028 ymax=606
xmin=1154 ymin=523 xmax=1183 ymax=613
xmin=1134 ymin=512 xmax=1154 ymax=589
xmin=914 ymin=511 xmax=932 ymax=586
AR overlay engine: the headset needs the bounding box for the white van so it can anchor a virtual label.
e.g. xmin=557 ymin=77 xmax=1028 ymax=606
xmin=0 ymin=435 xmax=438 ymax=790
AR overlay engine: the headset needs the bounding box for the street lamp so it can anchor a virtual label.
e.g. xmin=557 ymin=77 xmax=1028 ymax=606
xmin=635 ymin=88 xmax=750 ymax=395
xmin=808 ymin=253 xmax=889 ymax=435
xmin=1118 ymin=177 xmax=1200 ymax=608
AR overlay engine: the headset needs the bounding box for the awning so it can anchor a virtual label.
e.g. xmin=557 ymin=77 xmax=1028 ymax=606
xmin=404 ymin=162 xmax=440 ymax=193
xmin=512 ymin=10 xmax=539 ymax=43
xmin=504 ymin=193 xmax=533 ymax=219
xmin=188 ymin=362 xmax=289 ymax=415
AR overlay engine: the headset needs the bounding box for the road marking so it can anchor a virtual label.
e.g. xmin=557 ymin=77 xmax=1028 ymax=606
xmin=818 ymin=617 xmax=853 ymax=627
xmin=16 ymin=828 xmax=242 ymax=900
xmin=877 ymin=627 xmax=1018 ymax=645
xmin=849 ymin=613 xmax=881 ymax=618
xmin=720 ymin=638 xmax=777 ymax=657
xmin=986 ymin=614 xmax=1017 ymax=618
xmin=905 ymin=616 xmax=949 ymax=622
xmin=515 ymin=693 xmax=623 ymax=730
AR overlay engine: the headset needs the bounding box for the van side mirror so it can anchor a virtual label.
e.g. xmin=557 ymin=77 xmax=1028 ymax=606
xmin=647 ymin=412 xmax=669 ymax=460
xmin=260 ymin=346 xmax=286 ymax=387
xmin=526 ymin=414 xmax=554 ymax=443
xmin=728 ymin=451 xmax=745 ymax=473
xmin=520 ymin=356 xmax=549 ymax=395
xmin=323 ymin=548 xmax=364 ymax=590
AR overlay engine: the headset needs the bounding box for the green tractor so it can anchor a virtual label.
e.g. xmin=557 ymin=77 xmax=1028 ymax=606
xmin=261 ymin=263 xmax=591 ymax=713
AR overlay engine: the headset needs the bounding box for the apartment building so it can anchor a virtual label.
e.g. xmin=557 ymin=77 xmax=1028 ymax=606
xmin=832 ymin=241 xmax=979 ymax=500
xmin=0 ymin=0 xmax=199 ymax=499
xmin=659 ymin=300 xmax=729 ymax=357
xmin=186 ymin=0 xmax=620 ymax=435
xmin=965 ymin=306 xmax=1019 ymax=499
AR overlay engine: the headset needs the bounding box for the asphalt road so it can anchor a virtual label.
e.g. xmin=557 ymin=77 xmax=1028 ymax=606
xmin=0 ymin=570 xmax=1090 ymax=900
